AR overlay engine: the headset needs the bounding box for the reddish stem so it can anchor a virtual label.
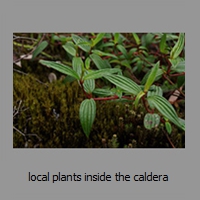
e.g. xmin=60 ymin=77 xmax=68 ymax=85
xmin=166 ymin=59 xmax=172 ymax=74
xmin=169 ymin=72 xmax=185 ymax=77
xmin=164 ymin=130 xmax=175 ymax=148
xmin=141 ymin=96 xmax=153 ymax=113
xmin=93 ymin=95 xmax=135 ymax=101
xmin=93 ymin=95 xmax=119 ymax=101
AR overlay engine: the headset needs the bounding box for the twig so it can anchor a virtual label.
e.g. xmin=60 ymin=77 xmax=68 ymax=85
xmin=13 ymin=68 xmax=49 ymax=87
xmin=163 ymin=129 xmax=175 ymax=148
xmin=13 ymin=126 xmax=42 ymax=145
xmin=13 ymin=126 xmax=25 ymax=137
xmin=13 ymin=35 xmax=37 ymax=41
xmin=13 ymin=33 xmax=46 ymax=64
xmin=126 ymin=68 xmax=141 ymax=84
xmin=13 ymin=100 xmax=22 ymax=118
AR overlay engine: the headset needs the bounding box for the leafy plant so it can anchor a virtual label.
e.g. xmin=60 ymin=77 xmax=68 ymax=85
xmin=14 ymin=32 xmax=184 ymax=147
xmin=38 ymin=33 xmax=185 ymax=140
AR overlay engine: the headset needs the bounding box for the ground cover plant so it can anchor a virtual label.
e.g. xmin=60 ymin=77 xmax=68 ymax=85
xmin=13 ymin=33 xmax=185 ymax=148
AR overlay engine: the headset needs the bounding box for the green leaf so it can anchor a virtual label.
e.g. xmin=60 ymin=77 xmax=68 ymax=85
xmin=92 ymin=33 xmax=105 ymax=47
xmin=79 ymin=99 xmax=96 ymax=138
xmin=165 ymin=121 xmax=172 ymax=134
xmin=104 ymin=74 xmax=142 ymax=95
xmin=178 ymin=117 xmax=185 ymax=130
xmin=110 ymin=60 xmax=131 ymax=69
xmin=121 ymin=60 xmax=131 ymax=69
xmin=32 ymin=41 xmax=48 ymax=59
xmin=141 ymin=33 xmax=155 ymax=47
xmin=141 ymin=68 xmax=163 ymax=85
xmin=72 ymin=34 xmax=91 ymax=53
xmin=134 ymin=91 xmax=145 ymax=109
xmin=92 ymin=88 xmax=115 ymax=97
xmin=99 ymin=42 xmax=115 ymax=48
xmin=144 ymin=61 xmax=159 ymax=92
xmin=147 ymin=85 xmax=163 ymax=109
xmin=147 ymin=85 xmax=163 ymax=97
xmin=39 ymin=60 xmax=80 ymax=80
xmin=83 ymin=68 xmax=121 ymax=80
xmin=90 ymin=53 xmax=111 ymax=69
xmin=62 ymin=42 xmax=76 ymax=57
xmin=170 ymin=33 xmax=185 ymax=59
xmin=144 ymin=113 xmax=160 ymax=130
xmin=92 ymin=50 xmax=118 ymax=59
xmin=177 ymin=76 xmax=185 ymax=88
xmin=132 ymin=33 xmax=141 ymax=45
xmin=72 ymin=57 xmax=84 ymax=78
xmin=83 ymin=71 xmax=95 ymax=93
xmin=83 ymin=79 xmax=95 ymax=94
xmin=58 ymin=35 xmax=69 ymax=43
xmin=147 ymin=95 xmax=185 ymax=131
xmin=139 ymin=46 xmax=148 ymax=51
xmin=85 ymin=57 xmax=91 ymax=70
xmin=117 ymin=44 xmax=129 ymax=60
xmin=62 ymin=75 xmax=76 ymax=83
xmin=169 ymin=58 xmax=185 ymax=73
xmin=111 ymin=87 xmax=123 ymax=98
xmin=114 ymin=33 xmax=120 ymax=44
xmin=159 ymin=33 xmax=168 ymax=54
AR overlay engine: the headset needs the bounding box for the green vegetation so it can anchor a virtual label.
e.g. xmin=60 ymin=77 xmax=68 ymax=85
xmin=13 ymin=33 xmax=185 ymax=148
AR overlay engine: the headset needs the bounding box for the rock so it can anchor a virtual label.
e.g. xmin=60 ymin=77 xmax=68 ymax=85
xmin=48 ymin=72 xmax=57 ymax=83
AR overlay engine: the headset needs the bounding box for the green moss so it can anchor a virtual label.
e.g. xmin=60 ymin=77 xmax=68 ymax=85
xmin=13 ymin=72 xmax=185 ymax=148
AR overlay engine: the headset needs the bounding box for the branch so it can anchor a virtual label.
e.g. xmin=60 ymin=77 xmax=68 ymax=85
xmin=163 ymin=129 xmax=175 ymax=148
xmin=13 ymin=126 xmax=25 ymax=137
xmin=13 ymin=33 xmax=46 ymax=64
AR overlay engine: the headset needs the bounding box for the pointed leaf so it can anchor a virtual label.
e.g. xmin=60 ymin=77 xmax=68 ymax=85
xmin=62 ymin=42 xmax=76 ymax=57
xmin=134 ymin=91 xmax=145 ymax=108
xmin=90 ymin=53 xmax=111 ymax=69
xmin=165 ymin=121 xmax=172 ymax=134
xmin=178 ymin=118 xmax=185 ymax=130
xmin=83 ymin=79 xmax=95 ymax=94
xmin=85 ymin=57 xmax=91 ymax=70
xmin=32 ymin=41 xmax=48 ymax=59
xmin=121 ymin=60 xmax=131 ymax=69
xmin=79 ymin=99 xmax=96 ymax=138
xmin=92 ymin=50 xmax=118 ymax=59
xmin=92 ymin=33 xmax=105 ymax=46
xmin=117 ymin=44 xmax=129 ymax=60
xmin=92 ymin=88 xmax=115 ymax=97
xmin=72 ymin=57 xmax=84 ymax=78
xmin=72 ymin=34 xmax=91 ymax=53
xmin=147 ymin=85 xmax=163 ymax=97
xmin=169 ymin=58 xmax=185 ymax=73
xmin=83 ymin=71 xmax=95 ymax=93
xmin=147 ymin=85 xmax=163 ymax=109
xmin=39 ymin=60 xmax=80 ymax=80
xmin=104 ymin=74 xmax=141 ymax=95
xmin=132 ymin=33 xmax=141 ymax=45
xmin=141 ymin=68 xmax=163 ymax=85
xmin=83 ymin=68 xmax=121 ymax=80
xmin=114 ymin=33 xmax=120 ymax=44
xmin=144 ymin=61 xmax=159 ymax=92
xmin=147 ymin=95 xmax=185 ymax=131
xmin=170 ymin=33 xmax=185 ymax=59
xmin=159 ymin=33 xmax=168 ymax=54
